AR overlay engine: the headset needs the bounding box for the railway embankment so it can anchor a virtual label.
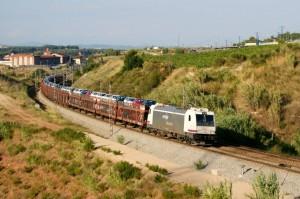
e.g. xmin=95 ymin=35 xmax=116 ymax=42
xmin=37 ymin=91 xmax=300 ymax=198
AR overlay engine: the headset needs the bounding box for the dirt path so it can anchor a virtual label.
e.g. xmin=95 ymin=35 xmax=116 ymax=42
xmin=0 ymin=93 xmax=61 ymax=130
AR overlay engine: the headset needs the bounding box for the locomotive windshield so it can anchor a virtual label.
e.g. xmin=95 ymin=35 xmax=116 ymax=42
xmin=196 ymin=114 xmax=214 ymax=127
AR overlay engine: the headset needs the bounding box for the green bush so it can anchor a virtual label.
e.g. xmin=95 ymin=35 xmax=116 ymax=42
xmin=0 ymin=121 xmax=15 ymax=140
xmin=241 ymin=83 xmax=270 ymax=109
xmin=124 ymin=189 xmax=136 ymax=199
xmin=229 ymin=53 xmax=246 ymax=64
xmin=203 ymin=181 xmax=232 ymax=199
xmin=215 ymin=58 xmax=226 ymax=66
xmin=0 ymin=164 xmax=5 ymax=171
xmin=8 ymin=144 xmax=26 ymax=155
xmin=27 ymin=154 xmax=46 ymax=166
xmin=183 ymin=184 xmax=201 ymax=197
xmin=162 ymin=190 xmax=178 ymax=199
xmin=247 ymin=172 xmax=279 ymax=199
xmin=66 ymin=161 xmax=83 ymax=176
xmin=216 ymin=110 xmax=269 ymax=147
xmin=113 ymin=161 xmax=141 ymax=181
xmin=113 ymin=150 xmax=122 ymax=155
xmin=22 ymin=166 xmax=35 ymax=173
xmin=88 ymin=158 xmax=104 ymax=170
xmin=21 ymin=125 xmax=44 ymax=140
xmin=145 ymin=163 xmax=169 ymax=175
xmin=175 ymin=48 xmax=185 ymax=54
xmin=123 ymin=49 xmax=144 ymax=72
xmin=117 ymin=135 xmax=125 ymax=144
xmin=51 ymin=128 xmax=85 ymax=143
xmin=83 ymin=138 xmax=95 ymax=152
xmin=154 ymin=174 xmax=167 ymax=183
xmin=101 ymin=146 xmax=112 ymax=153
xmin=12 ymin=177 xmax=22 ymax=185
xmin=194 ymin=160 xmax=207 ymax=170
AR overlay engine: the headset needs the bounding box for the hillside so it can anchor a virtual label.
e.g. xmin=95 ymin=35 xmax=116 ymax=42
xmin=75 ymin=44 xmax=300 ymax=155
xmin=0 ymin=70 xmax=205 ymax=198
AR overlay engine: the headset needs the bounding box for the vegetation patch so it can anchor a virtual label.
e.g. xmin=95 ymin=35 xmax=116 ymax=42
xmin=194 ymin=160 xmax=207 ymax=170
xmin=145 ymin=163 xmax=169 ymax=175
xmin=112 ymin=161 xmax=141 ymax=181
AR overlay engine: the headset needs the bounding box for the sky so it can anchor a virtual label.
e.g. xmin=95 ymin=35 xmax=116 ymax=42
xmin=0 ymin=0 xmax=299 ymax=47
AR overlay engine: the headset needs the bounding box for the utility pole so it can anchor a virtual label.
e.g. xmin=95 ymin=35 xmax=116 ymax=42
xmin=182 ymin=87 xmax=185 ymax=109
xmin=238 ymin=36 xmax=241 ymax=47
xmin=109 ymin=82 xmax=113 ymax=137
xmin=99 ymin=80 xmax=102 ymax=92
xmin=280 ymin=26 xmax=284 ymax=40
xmin=256 ymin=32 xmax=259 ymax=45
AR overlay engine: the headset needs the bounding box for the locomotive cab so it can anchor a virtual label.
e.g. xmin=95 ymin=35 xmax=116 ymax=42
xmin=184 ymin=108 xmax=216 ymax=144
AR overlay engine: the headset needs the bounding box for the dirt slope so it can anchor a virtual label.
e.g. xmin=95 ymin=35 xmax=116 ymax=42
xmin=0 ymin=93 xmax=61 ymax=130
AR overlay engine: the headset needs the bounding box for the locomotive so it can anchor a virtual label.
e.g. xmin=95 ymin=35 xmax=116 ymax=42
xmin=41 ymin=74 xmax=216 ymax=145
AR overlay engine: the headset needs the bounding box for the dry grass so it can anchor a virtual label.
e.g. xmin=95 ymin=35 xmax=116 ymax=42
xmin=72 ymin=56 xmax=124 ymax=90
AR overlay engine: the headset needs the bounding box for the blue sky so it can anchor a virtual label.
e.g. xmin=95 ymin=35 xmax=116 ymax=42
xmin=1 ymin=0 xmax=299 ymax=47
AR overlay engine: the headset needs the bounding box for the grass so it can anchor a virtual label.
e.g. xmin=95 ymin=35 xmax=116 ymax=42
xmin=194 ymin=160 xmax=207 ymax=170
xmin=117 ymin=135 xmax=125 ymax=144
xmin=145 ymin=163 xmax=169 ymax=175
xmin=8 ymin=144 xmax=26 ymax=155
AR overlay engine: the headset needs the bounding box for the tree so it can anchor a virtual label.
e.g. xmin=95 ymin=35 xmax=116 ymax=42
xmin=247 ymin=172 xmax=280 ymax=199
xmin=122 ymin=49 xmax=144 ymax=72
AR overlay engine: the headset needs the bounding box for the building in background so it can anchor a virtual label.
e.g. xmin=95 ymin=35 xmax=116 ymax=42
xmin=4 ymin=48 xmax=70 ymax=67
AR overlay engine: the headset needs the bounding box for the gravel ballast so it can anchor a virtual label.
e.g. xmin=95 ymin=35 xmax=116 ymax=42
xmin=38 ymin=92 xmax=300 ymax=198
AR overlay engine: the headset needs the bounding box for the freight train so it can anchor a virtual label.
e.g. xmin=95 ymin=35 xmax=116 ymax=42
xmin=40 ymin=74 xmax=216 ymax=145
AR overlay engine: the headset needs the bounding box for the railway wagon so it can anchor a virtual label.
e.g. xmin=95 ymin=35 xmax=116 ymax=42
xmin=116 ymin=102 xmax=148 ymax=129
xmin=147 ymin=104 xmax=216 ymax=144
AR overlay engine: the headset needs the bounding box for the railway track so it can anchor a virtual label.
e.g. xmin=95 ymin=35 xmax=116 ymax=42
xmin=39 ymin=91 xmax=300 ymax=175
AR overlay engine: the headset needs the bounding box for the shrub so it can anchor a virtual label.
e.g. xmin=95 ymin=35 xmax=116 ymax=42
xmin=203 ymin=181 xmax=232 ymax=199
xmin=215 ymin=58 xmax=226 ymax=66
xmin=162 ymin=190 xmax=178 ymax=199
xmin=7 ymin=168 xmax=15 ymax=175
xmin=83 ymin=138 xmax=95 ymax=152
xmin=241 ymin=83 xmax=270 ymax=110
xmin=183 ymin=184 xmax=201 ymax=197
xmin=145 ymin=163 xmax=169 ymax=175
xmin=124 ymin=189 xmax=136 ymax=199
xmin=113 ymin=161 xmax=141 ymax=181
xmin=41 ymin=144 xmax=52 ymax=151
xmin=8 ymin=144 xmax=26 ymax=155
xmin=66 ymin=161 xmax=83 ymax=176
xmin=194 ymin=160 xmax=207 ymax=170
xmin=22 ymin=166 xmax=35 ymax=173
xmin=175 ymin=48 xmax=185 ymax=54
xmin=113 ymin=150 xmax=122 ymax=155
xmin=154 ymin=174 xmax=167 ymax=183
xmin=247 ymin=172 xmax=279 ymax=199
xmin=268 ymin=89 xmax=282 ymax=126
xmin=21 ymin=124 xmax=43 ymax=140
xmin=51 ymin=128 xmax=85 ymax=143
xmin=0 ymin=164 xmax=4 ymax=171
xmin=27 ymin=154 xmax=46 ymax=166
xmin=96 ymin=182 xmax=108 ymax=193
xmin=88 ymin=158 xmax=104 ymax=170
xmin=12 ymin=177 xmax=22 ymax=185
xmin=117 ymin=135 xmax=125 ymax=144
xmin=229 ymin=53 xmax=246 ymax=64
xmin=0 ymin=121 xmax=14 ymax=140
xmin=123 ymin=49 xmax=144 ymax=72
xmin=101 ymin=146 xmax=112 ymax=153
